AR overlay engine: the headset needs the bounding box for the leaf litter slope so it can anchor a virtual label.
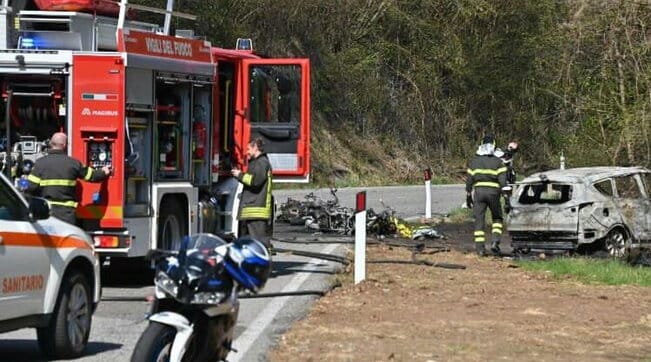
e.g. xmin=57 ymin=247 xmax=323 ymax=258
xmin=269 ymin=223 xmax=651 ymax=362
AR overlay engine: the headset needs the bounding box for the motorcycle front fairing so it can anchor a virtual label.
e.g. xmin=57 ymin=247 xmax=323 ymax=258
xmin=145 ymin=276 xmax=240 ymax=362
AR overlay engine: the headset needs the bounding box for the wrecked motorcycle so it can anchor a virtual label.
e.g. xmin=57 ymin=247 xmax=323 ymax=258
xmin=366 ymin=207 xmax=398 ymax=237
xmin=302 ymin=188 xmax=354 ymax=234
xmin=367 ymin=202 xmax=444 ymax=240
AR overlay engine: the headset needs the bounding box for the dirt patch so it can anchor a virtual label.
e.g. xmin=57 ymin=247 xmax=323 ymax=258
xmin=269 ymin=222 xmax=651 ymax=361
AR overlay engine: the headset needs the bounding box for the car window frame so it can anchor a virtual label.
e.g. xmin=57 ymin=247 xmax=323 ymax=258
xmin=592 ymin=178 xmax=614 ymax=197
xmin=613 ymin=174 xmax=644 ymax=199
xmin=639 ymin=172 xmax=651 ymax=198
xmin=0 ymin=178 xmax=30 ymax=221
xmin=517 ymin=182 xmax=573 ymax=205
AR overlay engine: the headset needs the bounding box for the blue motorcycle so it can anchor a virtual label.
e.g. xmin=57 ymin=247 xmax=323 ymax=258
xmin=131 ymin=233 xmax=271 ymax=362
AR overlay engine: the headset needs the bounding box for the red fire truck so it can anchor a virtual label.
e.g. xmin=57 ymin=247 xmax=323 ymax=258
xmin=0 ymin=0 xmax=310 ymax=260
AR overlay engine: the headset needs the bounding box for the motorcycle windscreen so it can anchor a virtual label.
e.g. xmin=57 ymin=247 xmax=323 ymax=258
xmin=242 ymin=59 xmax=310 ymax=183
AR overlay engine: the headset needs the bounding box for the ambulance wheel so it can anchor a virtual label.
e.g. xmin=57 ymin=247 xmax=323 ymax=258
xmin=158 ymin=198 xmax=187 ymax=251
xmin=37 ymin=272 xmax=92 ymax=359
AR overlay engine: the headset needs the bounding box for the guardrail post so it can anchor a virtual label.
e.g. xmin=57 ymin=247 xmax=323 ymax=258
xmin=354 ymin=191 xmax=366 ymax=284
xmin=424 ymin=168 xmax=432 ymax=219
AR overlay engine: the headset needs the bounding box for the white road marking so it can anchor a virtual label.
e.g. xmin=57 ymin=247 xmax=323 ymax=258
xmin=229 ymin=243 xmax=340 ymax=362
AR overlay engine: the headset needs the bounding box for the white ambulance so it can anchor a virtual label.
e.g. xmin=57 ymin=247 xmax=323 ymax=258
xmin=0 ymin=172 xmax=101 ymax=359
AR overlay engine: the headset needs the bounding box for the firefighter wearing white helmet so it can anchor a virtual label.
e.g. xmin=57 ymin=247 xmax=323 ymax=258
xmin=494 ymin=140 xmax=519 ymax=214
xmin=466 ymin=135 xmax=507 ymax=256
xmin=494 ymin=141 xmax=519 ymax=184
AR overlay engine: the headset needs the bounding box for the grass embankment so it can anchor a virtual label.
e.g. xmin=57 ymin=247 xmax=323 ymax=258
xmin=445 ymin=208 xmax=650 ymax=288
xmin=518 ymin=258 xmax=651 ymax=287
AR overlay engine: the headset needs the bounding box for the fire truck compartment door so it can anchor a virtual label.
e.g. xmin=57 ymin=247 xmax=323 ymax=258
xmin=0 ymin=52 xmax=73 ymax=75
xmin=242 ymin=59 xmax=310 ymax=182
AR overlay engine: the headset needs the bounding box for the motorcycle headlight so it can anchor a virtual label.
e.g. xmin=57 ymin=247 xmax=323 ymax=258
xmin=191 ymin=291 xmax=226 ymax=304
xmin=154 ymin=272 xmax=179 ymax=298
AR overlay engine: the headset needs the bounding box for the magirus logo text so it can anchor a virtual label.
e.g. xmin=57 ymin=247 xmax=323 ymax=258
xmin=81 ymin=108 xmax=118 ymax=117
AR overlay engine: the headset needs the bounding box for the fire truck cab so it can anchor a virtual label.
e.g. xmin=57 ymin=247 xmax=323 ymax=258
xmin=0 ymin=0 xmax=310 ymax=260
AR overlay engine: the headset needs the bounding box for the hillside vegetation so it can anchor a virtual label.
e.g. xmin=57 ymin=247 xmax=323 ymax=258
xmin=149 ymin=0 xmax=650 ymax=186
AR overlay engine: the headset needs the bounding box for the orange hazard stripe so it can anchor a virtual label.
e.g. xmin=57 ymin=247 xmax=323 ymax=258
xmin=0 ymin=232 xmax=91 ymax=250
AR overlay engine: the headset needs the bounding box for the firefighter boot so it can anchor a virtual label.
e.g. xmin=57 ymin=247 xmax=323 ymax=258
xmin=491 ymin=239 xmax=501 ymax=255
xmin=475 ymin=242 xmax=486 ymax=257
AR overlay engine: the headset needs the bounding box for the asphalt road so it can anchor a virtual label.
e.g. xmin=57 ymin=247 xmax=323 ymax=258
xmin=0 ymin=184 xmax=465 ymax=361
xmin=275 ymin=183 xmax=466 ymax=219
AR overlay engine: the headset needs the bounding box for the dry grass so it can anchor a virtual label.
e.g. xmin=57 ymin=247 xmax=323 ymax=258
xmin=269 ymin=244 xmax=651 ymax=361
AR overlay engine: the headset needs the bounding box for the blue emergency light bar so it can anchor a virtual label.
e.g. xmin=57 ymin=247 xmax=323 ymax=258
xmin=18 ymin=31 xmax=82 ymax=51
xmin=19 ymin=37 xmax=35 ymax=49
xmin=236 ymin=38 xmax=253 ymax=51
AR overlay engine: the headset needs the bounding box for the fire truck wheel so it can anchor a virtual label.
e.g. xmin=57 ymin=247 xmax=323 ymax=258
xmin=158 ymin=198 xmax=187 ymax=251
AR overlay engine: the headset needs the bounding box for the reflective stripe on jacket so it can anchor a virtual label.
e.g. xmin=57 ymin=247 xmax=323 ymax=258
xmin=466 ymin=154 xmax=507 ymax=192
xmin=238 ymin=154 xmax=273 ymax=220
xmin=26 ymin=149 xmax=107 ymax=208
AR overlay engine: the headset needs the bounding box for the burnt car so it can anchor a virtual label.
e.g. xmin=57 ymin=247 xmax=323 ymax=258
xmin=507 ymin=166 xmax=651 ymax=258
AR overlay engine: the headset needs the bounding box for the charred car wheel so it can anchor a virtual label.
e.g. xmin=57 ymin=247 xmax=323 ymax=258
xmin=603 ymin=228 xmax=629 ymax=259
xmin=512 ymin=246 xmax=531 ymax=256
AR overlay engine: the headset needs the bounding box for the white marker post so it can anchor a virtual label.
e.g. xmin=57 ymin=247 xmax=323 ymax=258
xmin=354 ymin=191 xmax=366 ymax=284
xmin=424 ymin=167 xmax=432 ymax=219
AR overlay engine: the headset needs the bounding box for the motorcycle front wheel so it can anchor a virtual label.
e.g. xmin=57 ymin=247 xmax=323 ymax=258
xmin=130 ymin=322 xmax=176 ymax=362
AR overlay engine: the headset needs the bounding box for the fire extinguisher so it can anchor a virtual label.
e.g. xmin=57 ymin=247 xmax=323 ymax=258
xmin=192 ymin=118 xmax=206 ymax=159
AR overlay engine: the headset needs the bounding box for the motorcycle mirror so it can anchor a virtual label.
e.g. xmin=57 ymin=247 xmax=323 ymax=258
xmin=146 ymin=249 xmax=177 ymax=261
xmin=214 ymin=243 xmax=230 ymax=257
